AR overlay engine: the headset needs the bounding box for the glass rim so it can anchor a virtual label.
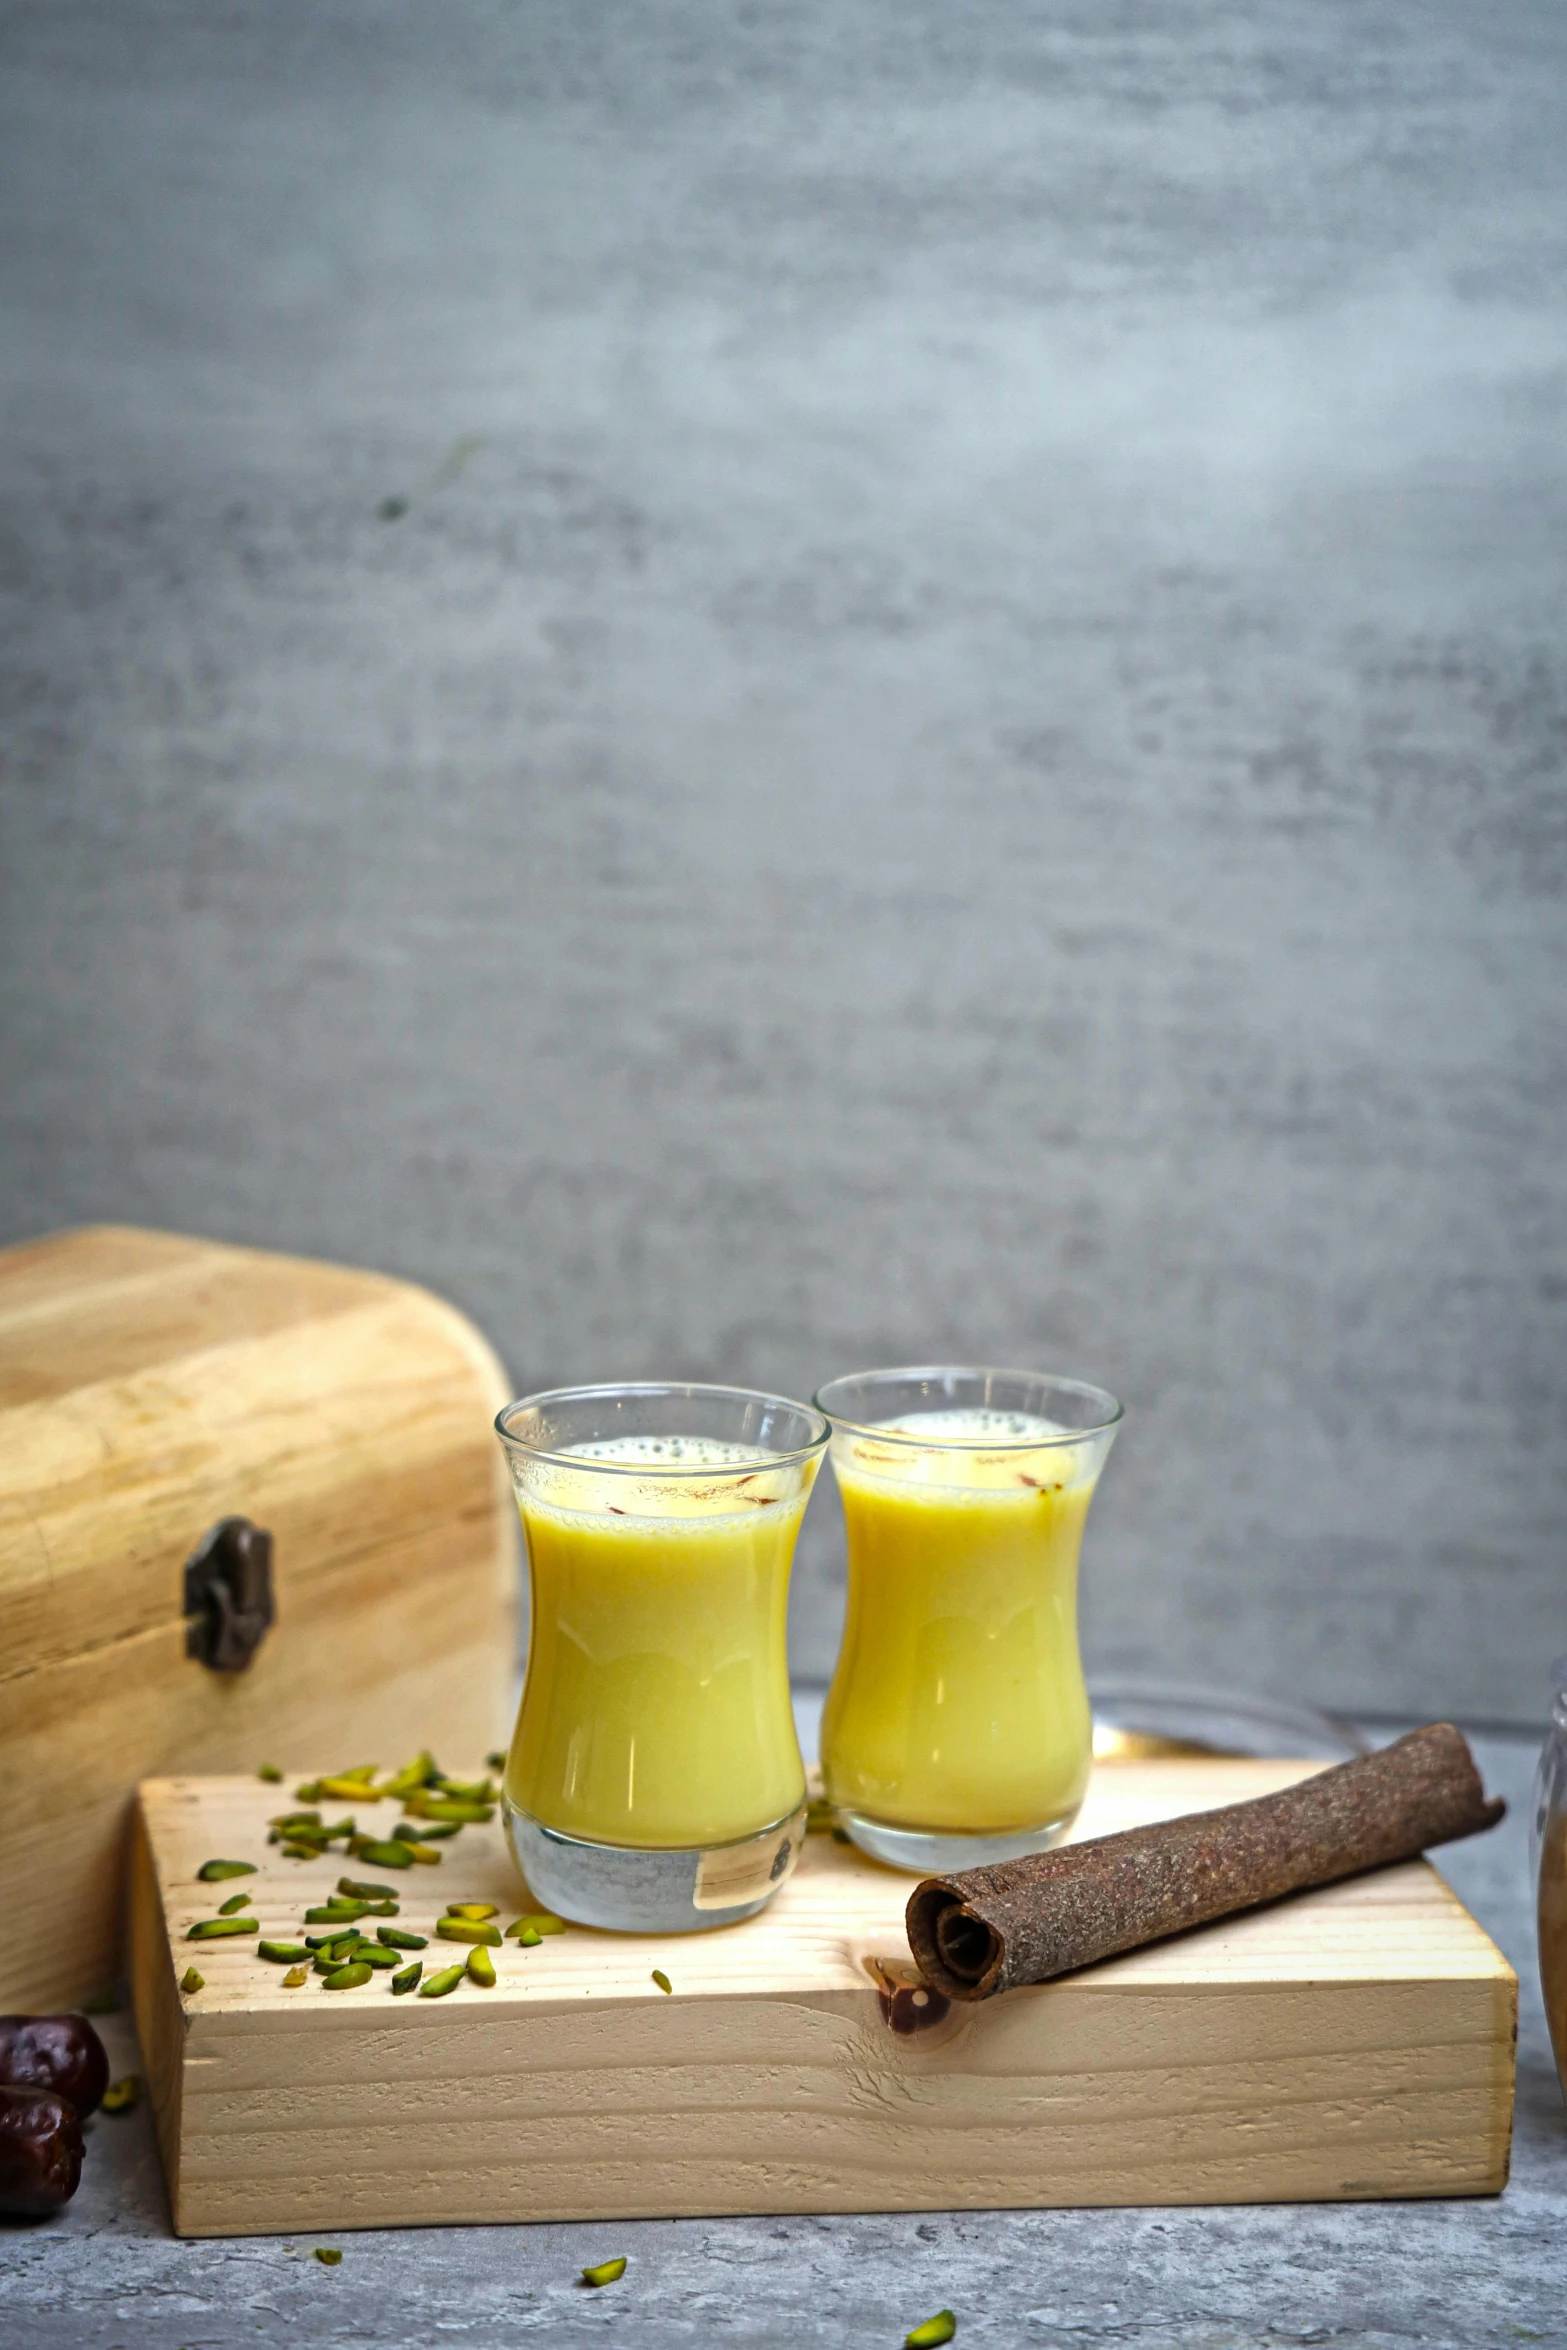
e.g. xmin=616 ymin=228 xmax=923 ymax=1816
xmin=812 ymin=1363 xmax=1123 ymax=1449
xmin=494 ymin=1381 xmax=831 ymax=1476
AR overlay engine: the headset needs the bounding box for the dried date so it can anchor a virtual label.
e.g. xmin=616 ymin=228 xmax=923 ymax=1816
xmin=0 ymin=2086 xmax=85 ymax=2217
xmin=0 ymin=2016 xmax=110 ymax=2117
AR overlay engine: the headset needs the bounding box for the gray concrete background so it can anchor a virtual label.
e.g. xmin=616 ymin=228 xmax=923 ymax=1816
xmin=2 ymin=1732 xmax=1560 ymax=2347
xmin=2 ymin=1 xmax=1565 ymax=1719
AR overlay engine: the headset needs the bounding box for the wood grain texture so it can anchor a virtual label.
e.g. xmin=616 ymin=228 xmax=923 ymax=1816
xmin=132 ymin=1761 xmax=1517 ymax=2235
xmin=0 ymin=1227 xmax=517 ymax=2008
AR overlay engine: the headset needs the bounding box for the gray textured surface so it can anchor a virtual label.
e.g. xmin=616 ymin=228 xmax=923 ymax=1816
xmin=2 ymin=2 xmax=1566 ymax=1718
xmin=1 ymin=1732 xmax=1559 ymax=2348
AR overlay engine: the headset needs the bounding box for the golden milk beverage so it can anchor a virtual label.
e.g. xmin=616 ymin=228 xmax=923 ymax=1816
xmin=816 ymin=1371 xmax=1121 ymax=1872
xmin=495 ymin=1386 xmax=828 ymax=1932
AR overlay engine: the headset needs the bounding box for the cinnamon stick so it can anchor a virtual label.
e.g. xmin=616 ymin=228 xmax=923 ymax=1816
xmin=905 ymin=1722 xmax=1504 ymax=2003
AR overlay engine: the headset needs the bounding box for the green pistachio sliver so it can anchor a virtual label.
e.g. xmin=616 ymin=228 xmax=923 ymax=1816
xmin=337 ymin=1877 xmax=396 ymax=1900
xmin=374 ymin=1751 xmax=436 ymax=1800
xmin=304 ymin=1929 xmax=364 ymax=1953
xmin=271 ymin=1808 xmax=323 ymax=1829
xmin=257 ymin=1763 xmax=283 ymax=1783
xmin=352 ymin=1839 xmax=417 ymax=1870
xmin=436 ymin=1919 xmax=502 ymax=1947
xmin=280 ymin=1841 xmax=325 ymax=1860
xmin=485 ymin=1751 xmax=506 ymax=1771
xmin=314 ymin=2246 xmax=343 ymax=2265
xmin=187 ymin=1916 xmax=259 ymax=1940
xmin=258 ymin=1941 xmax=312 ymax=1964
xmin=376 ymin=1925 xmax=428 ymax=1950
xmin=321 ymin=1961 xmax=373 ymax=1990
xmin=282 ymin=1964 xmax=309 ymax=1988
xmin=101 ymin=2076 xmax=140 ymax=2114
xmin=217 ymin=1892 xmax=251 ymax=1916
xmin=305 ymin=1901 xmax=369 ymax=1923
xmin=410 ymin=1797 xmax=494 ymax=1825
xmin=466 ymin=1945 xmax=497 ymax=1988
xmin=446 ymin=1902 xmax=499 ymax=1922
xmin=393 ymin=1818 xmax=460 ymax=1842
xmin=418 ymin=1964 xmax=465 ymax=1999
xmin=391 ymin=1961 xmax=423 ymax=1995
xmin=581 ymin=2257 xmax=627 ymax=2288
xmin=197 ymin=1858 xmax=257 ymax=1882
xmin=651 ymin=1969 xmax=672 ymax=1994
xmin=354 ymin=1945 xmax=401 ymax=1970
xmin=431 ymin=1776 xmax=495 ymax=1804
xmin=516 ymin=1925 xmax=542 ymax=1948
xmin=405 ymin=1844 xmax=443 ymax=1865
xmin=180 ymin=1967 xmax=205 ymax=1993
xmin=506 ymin=1913 xmax=564 ymax=1940
xmin=905 ymin=2315 xmax=957 ymax=2348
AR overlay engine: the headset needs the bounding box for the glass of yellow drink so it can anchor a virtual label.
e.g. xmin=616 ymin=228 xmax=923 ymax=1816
xmin=815 ymin=1365 xmax=1122 ymax=1873
xmin=494 ymin=1382 xmax=828 ymax=1931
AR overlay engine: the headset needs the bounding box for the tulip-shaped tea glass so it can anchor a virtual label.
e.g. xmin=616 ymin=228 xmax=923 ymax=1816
xmin=495 ymin=1382 xmax=829 ymax=1931
xmin=815 ymin=1365 xmax=1122 ymax=1873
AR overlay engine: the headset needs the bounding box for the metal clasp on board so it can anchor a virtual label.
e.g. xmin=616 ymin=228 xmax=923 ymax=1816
xmin=183 ymin=1517 xmax=275 ymax=1672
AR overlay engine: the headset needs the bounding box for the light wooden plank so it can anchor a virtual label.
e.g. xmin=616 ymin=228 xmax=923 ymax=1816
xmin=132 ymin=1761 xmax=1516 ymax=2233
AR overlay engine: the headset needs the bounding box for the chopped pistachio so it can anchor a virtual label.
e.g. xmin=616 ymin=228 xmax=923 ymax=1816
xmin=376 ymin=1925 xmax=428 ymax=1950
xmin=435 ymin=1918 xmax=502 ymax=1947
xmin=506 ymin=1913 xmax=564 ymax=1940
xmin=352 ymin=1839 xmax=417 ymax=1870
xmin=466 ymin=1945 xmax=497 ymax=1988
xmin=393 ymin=1818 xmax=460 ymax=1842
xmin=197 ymin=1858 xmax=257 ymax=1882
xmin=187 ymin=1916 xmax=258 ymax=1940
xmin=390 ymin=1961 xmax=423 ymax=1995
xmin=180 ymin=1967 xmax=205 ymax=1994
xmin=257 ymin=1764 xmax=283 ymax=1783
xmin=258 ymin=1940 xmax=312 ymax=1963
xmin=485 ymin=1751 xmax=506 ymax=1771
xmin=321 ymin=1961 xmax=373 ymax=1990
xmin=651 ymin=1969 xmax=672 ymax=1994
xmin=354 ymin=1945 xmax=401 ymax=1970
xmin=581 ymin=2257 xmax=627 ymax=2288
xmin=337 ymin=1877 xmax=396 ymax=1900
xmin=283 ymin=1964 xmax=309 ymax=1988
xmin=905 ymin=2315 xmax=957 ymax=2348
xmin=305 ymin=1901 xmax=370 ymax=1923
xmin=101 ymin=2076 xmax=140 ymax=2114
xmin=403 ymin=1792 xmax=494 ymax=1824
xmin=431 ymin=1776 xmax=495 ymax=1804
xmin=516 ymin=1925 xmax=542 ymax=1948
xmin=446 ymin=1902 xmax=499 ymax=1922
xmin=374 ymin=1752 xmax=436 ymax=1800
xmin=217 ymin=1892 xmax=251 ymax=1916
xmin=314 ymin=2246 xmax=343 ymax=2265
xmin=418 ymin=1964 xmax=466 ymax=1999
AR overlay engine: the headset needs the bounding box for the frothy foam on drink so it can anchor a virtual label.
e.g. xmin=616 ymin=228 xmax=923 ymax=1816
xmin=875 ymin=1408 xmax=1070 ymax=1445
xmin=566 ymin=1435 xmax=781 ymax=1468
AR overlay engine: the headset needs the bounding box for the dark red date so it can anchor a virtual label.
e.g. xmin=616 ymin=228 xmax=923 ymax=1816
xmin=0 ymin=2016 xmax=110 ymax=2118
xmin=0 ymin=2086 xmax=85 ymax=2217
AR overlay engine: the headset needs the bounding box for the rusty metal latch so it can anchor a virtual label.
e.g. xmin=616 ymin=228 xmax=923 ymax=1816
xmin=183 ymin=1517 xmax=275 ymax=1672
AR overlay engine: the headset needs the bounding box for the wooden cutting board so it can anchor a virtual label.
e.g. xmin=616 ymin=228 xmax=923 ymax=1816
xmin=130 ymin=1761 xmax=1516 ymax=2236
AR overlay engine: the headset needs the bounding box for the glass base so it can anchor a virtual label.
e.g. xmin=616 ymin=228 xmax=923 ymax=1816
xmin=503 ymin=1798 xmax=808 ymax=1933
xmin=835 ymin=1808 xmax=1079 ymax=1875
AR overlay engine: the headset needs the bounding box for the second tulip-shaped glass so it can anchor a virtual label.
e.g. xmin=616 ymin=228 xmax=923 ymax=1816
xmin=816 ymin=1365 xmax=1122 ymax=1872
